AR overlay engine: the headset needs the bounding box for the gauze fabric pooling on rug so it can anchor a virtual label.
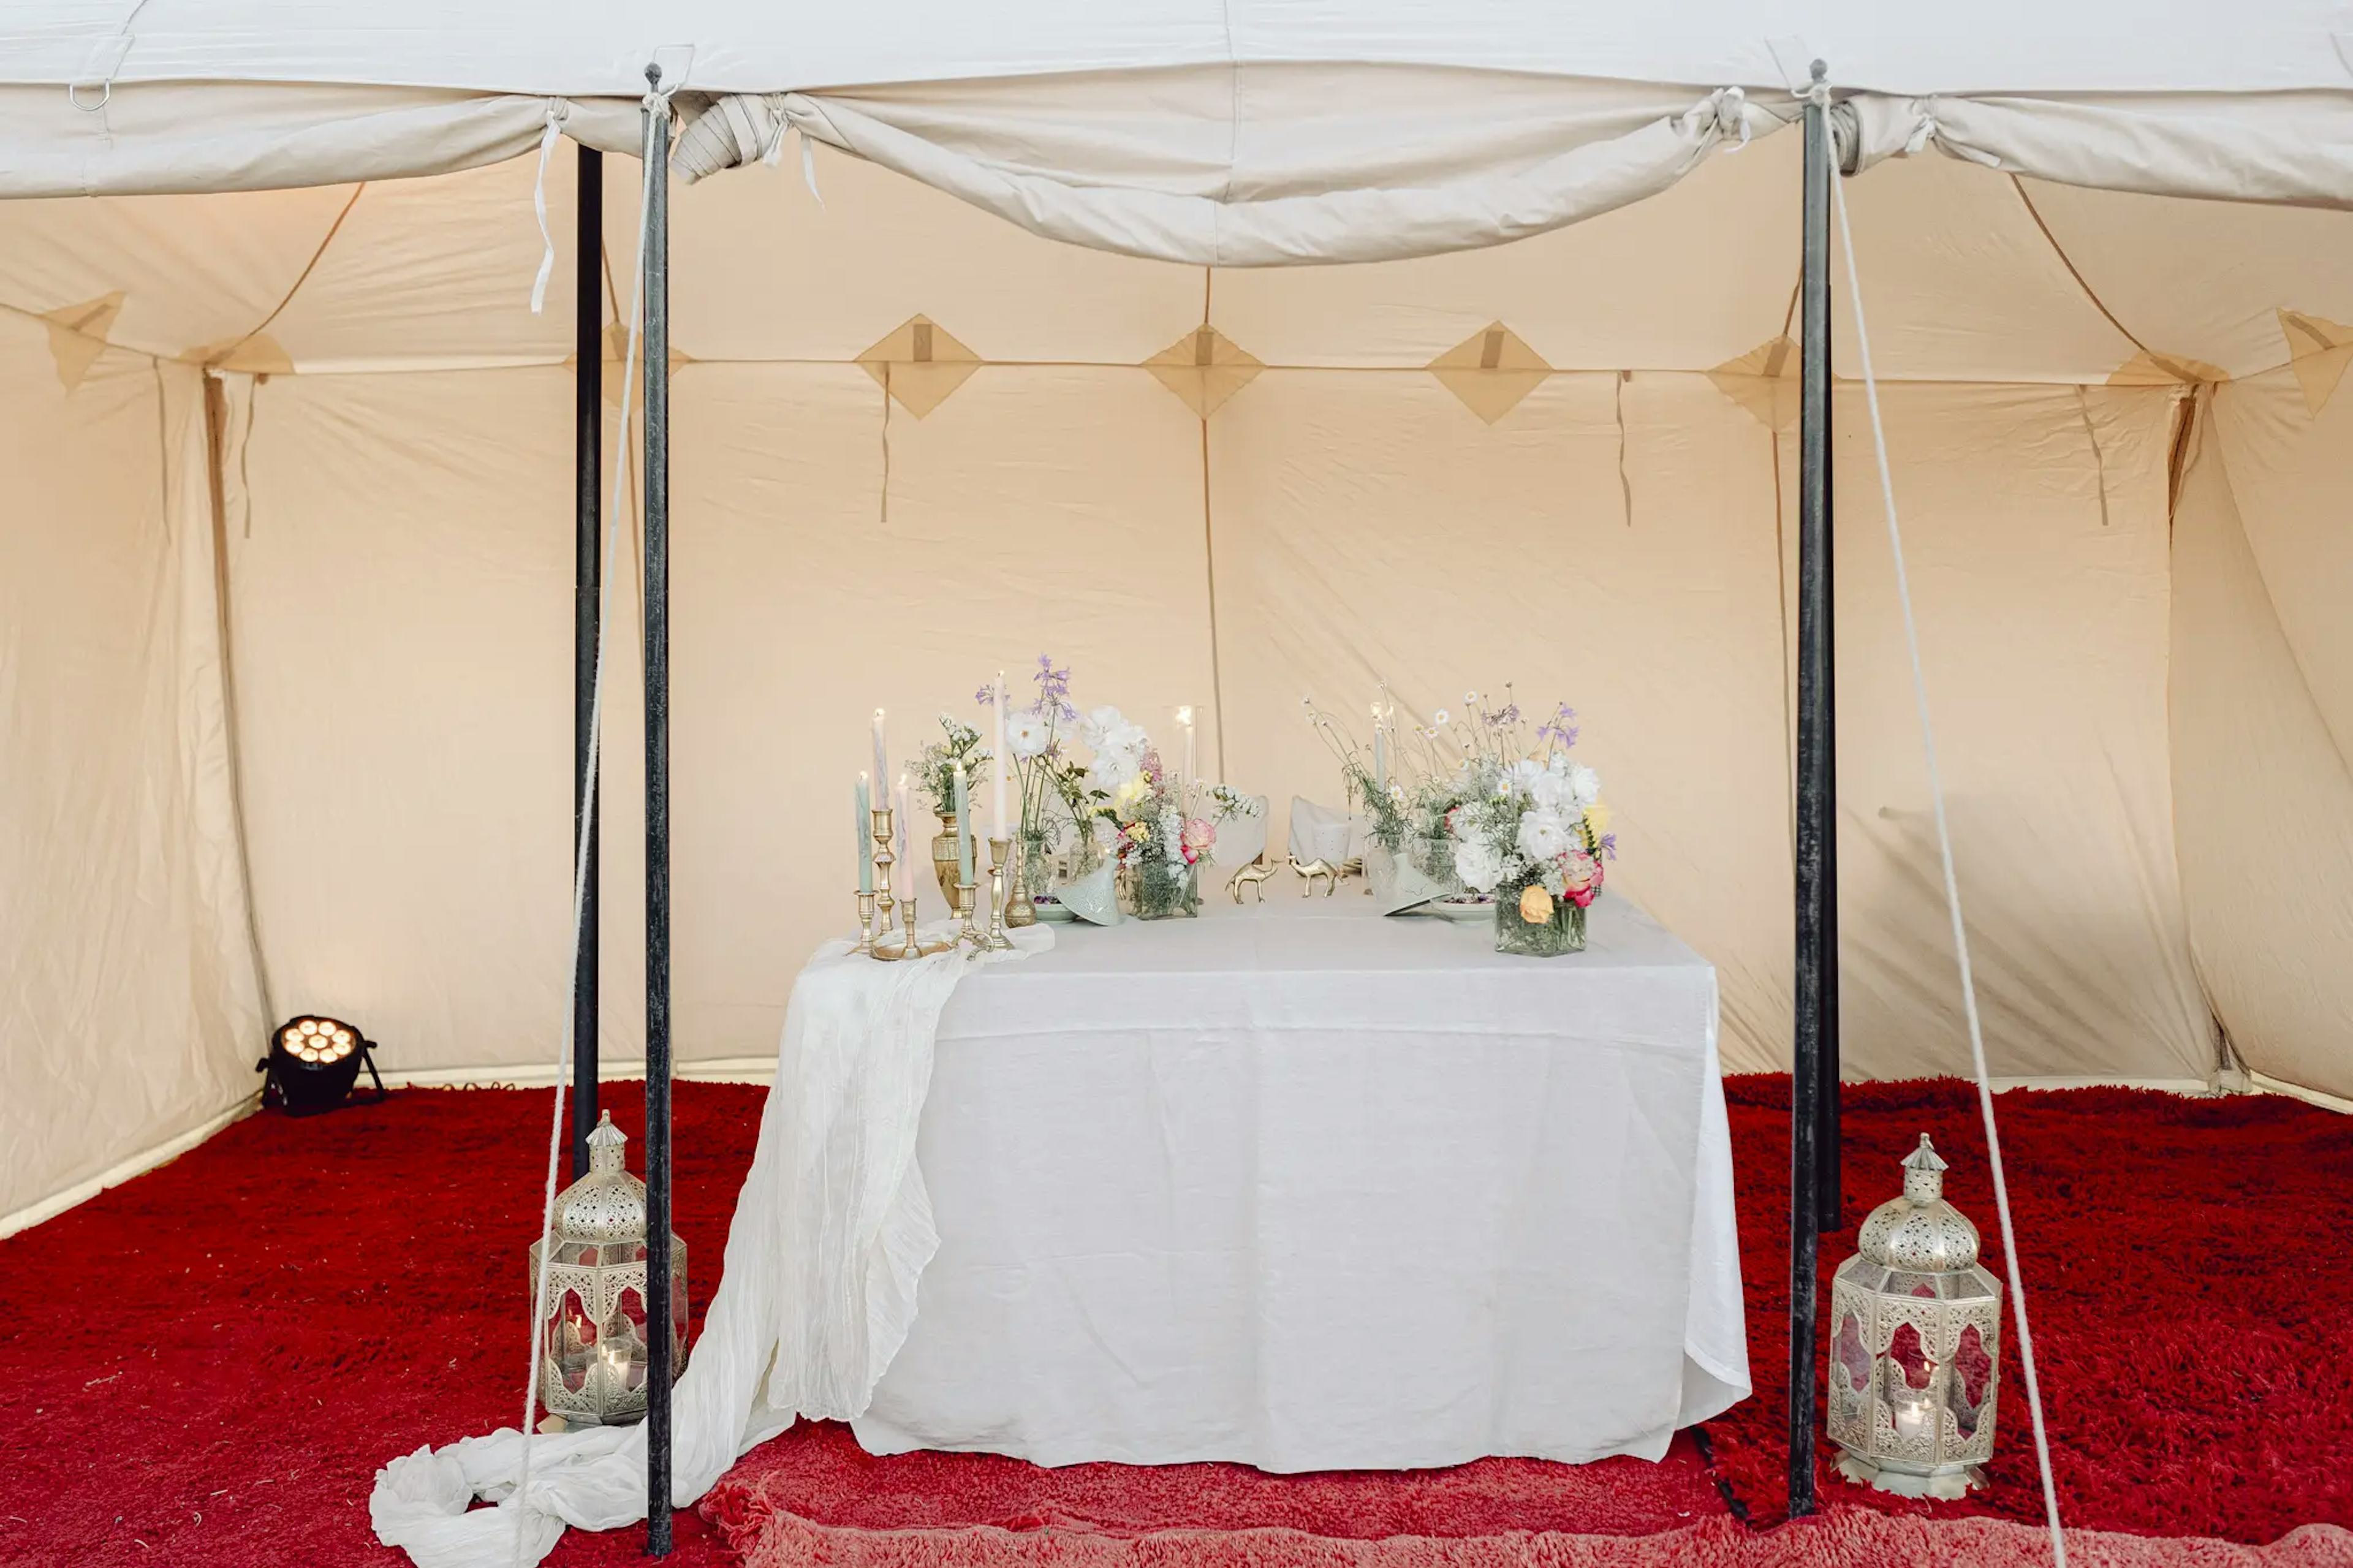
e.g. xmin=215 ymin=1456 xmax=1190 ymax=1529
xmin=368 ymin=922 xmax=1052 ymax=1568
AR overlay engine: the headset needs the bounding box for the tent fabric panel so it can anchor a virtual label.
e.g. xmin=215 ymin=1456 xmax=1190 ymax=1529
xmin=1208 ymin=368 xmax=2208 ymax=1081
xmin=2168 ymin=390 xmax=2353 ymax=1102
xmin=0 ymin=330 xmax=265 ymax=1223
xmin=219 ymin=361 xmax=1219 ymax=1072
xmin=219 ymin=365 xmax=648 ymax=1078
xmin=215 ymin=362 xmax=2214 ymax=1087
xmin=777 ymin=75 xmax=1764 ymax=267
xmin=0 ymin=82 xmax=642 ymax=200
xmin=5 ymin=1 xmax=2345 ymax=95
xmin=2210 ymin=374 xmax=2353 ymax=766
xmin=1806 ymin=381 xmax=2211 ymax=1083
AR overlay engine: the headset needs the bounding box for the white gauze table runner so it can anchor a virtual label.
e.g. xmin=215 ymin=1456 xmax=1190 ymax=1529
xmin=368 ymin=922 xmax=1051 ymax=1568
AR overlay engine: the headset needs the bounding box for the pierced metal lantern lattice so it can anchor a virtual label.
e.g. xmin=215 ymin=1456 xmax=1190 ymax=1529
xmin=528 ymin=1112 xmax=687 ymax=1427
xmin=1827 ymin=1135 xmax=2003 ymax=1498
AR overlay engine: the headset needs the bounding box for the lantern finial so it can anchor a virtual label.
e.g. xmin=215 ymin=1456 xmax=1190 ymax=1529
xmin=1901 ymin=1134 xmax=1947 ymax=1206
xmin=586 ymin=1110 xmax=627 ymax=1173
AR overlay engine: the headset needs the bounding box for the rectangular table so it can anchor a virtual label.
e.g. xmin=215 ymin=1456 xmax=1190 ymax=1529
xmin=853 ymin=893 xmax=1750 ymax=1472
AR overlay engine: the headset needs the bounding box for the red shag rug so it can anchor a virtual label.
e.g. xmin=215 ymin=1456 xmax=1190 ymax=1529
xmin=1 ymin=1077 xmax=2349 ymax=1568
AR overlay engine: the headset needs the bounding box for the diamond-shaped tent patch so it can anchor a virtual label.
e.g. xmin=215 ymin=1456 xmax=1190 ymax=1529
xmin=1428 ymin=323 xmax=1552 ymax=425
xmin=44 ymin=291 xmax=124 ymax=392
xmin=1146 ymin=326 xmax=1262 ymax=417
xmin=1707 ymin=335 xmax=1799 ymax=431
xmin=2279 ymin=308 xmax=2353 ymax=415
xmin=857 ymin=315 xmax=980 ymax=418
xmin=1421 ymin=320 xmax=1553 ymax=423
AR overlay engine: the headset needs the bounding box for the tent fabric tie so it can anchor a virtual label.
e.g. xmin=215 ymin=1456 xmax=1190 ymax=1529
xmin=528 ymin=102 xmax=567 ymax=316
xmin=1831 ymin=165 xmax=2068 ymax=1567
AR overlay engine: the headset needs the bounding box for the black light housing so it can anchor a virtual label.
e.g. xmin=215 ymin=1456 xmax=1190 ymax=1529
xmin=257 ymin=1015 xmax=387 ymax=1115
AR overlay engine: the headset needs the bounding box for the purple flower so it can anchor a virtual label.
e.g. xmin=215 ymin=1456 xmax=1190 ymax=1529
xmin=1597 ymin=831 xmax=1618 ymax=860
xmin=1537 ymin=703 xmax=1580 ymax=750
xmin=974 ymin=684 xmax=997 ymax=707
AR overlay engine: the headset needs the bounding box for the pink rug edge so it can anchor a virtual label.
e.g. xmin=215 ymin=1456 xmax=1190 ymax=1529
xmin=703 ymin=1483 xmax=2353 ymax=1568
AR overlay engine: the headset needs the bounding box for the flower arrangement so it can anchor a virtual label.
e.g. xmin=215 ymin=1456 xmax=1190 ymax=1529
xmin=1086 ymin=708 xmax=1254 ymax=919
xmin=980 ymin=656 xmax=1107 ymax=887
xmin=914 ymin=714 xmax=991 ymax=817
xmin=1308 ymin=685 xmax=1616 ymax=950
xmin=1439 ymin=694 xmax=1614 ymax=954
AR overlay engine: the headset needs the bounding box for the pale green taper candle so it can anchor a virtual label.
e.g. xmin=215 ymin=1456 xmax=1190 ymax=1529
xmin=953 ymin=763 xmax=974 ymax=883
xmin=855 ymin=771 xmax=871 ymax=893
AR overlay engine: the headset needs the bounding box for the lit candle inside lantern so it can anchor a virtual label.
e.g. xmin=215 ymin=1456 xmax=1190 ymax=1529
xmin=871 ymin=708 xmax=888 ymax=790
xmin=855 ymin=771 xmax=871 ymax=893
xmin=1176 ymin=705 xmax=1195 ymax=791
xmin=954 ymin=763 xmax=974 ymax=883
xmin=1891 ymin=1390 xmax=1935 ymax=1445
xmin=991 ymin=671 xmax=1007 ymax=836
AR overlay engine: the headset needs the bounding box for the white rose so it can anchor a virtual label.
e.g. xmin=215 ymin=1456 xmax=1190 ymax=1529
xmin=1453 ymin=838 xmax=1505 ymax=893
xmin=1566 ymin=763 xmax=1601 ymax=809
xmin=1517 ymin=808 xmax=1573 ymax=862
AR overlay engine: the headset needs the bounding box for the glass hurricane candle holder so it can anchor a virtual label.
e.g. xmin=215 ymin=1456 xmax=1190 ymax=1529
xmin=1827 ymin=1135 xmax=2003 ymax=1498
xmin=528 ymin=1112 xmax=688 ymax=1428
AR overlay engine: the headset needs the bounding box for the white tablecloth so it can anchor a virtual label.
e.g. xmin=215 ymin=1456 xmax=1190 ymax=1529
xmin=854 ymin=895 xmax=1750 ymax=1471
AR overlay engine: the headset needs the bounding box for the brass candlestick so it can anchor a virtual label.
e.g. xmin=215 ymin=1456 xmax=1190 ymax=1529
xmin=982 ymin=837 xmax=1017 ymax=950
xmin=853 ymin=889 xmax=878 ymax=955
xmin=952 ymin=878 xmax=988 ymax=950
xmin=869 ymin=807 xmax=906 ymax=961
xmin=892 ymin=892 xmax=952 ymax=960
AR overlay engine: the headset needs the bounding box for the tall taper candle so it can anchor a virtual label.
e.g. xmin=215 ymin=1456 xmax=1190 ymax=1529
xmin=954 ymin=763 xmax=974 ymax=883
xmin=1177 ymin=705 xmax=1195 ymax=792
xmin=855 ymin=771 xmax=871 ymax=893
xmin=871 ymin=708 xmax=888 ymax=790
xmin=991 ymin=672 xmax=1007 ymax=836
xmin=1372 ymin=702 xmax=1387 ymax=792
xmin=895 ymin=774 xmax=911 ymax=900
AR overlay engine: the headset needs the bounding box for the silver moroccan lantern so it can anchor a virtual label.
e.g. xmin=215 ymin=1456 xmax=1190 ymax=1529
xmin=528 ymin=1112 xmax=687 ymax=1427
xmin=1827 ymin=1135 xmax=2002 ymax=1498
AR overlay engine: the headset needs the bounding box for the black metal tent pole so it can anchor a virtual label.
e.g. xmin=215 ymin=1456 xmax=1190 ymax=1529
xmin=570 ymin=144 xmax=603 ymax=1183
xmin=640 ymin=69 xmax=676 ymax=1561
xmin=1787 ymin=59 xmax=1838 ymax=1519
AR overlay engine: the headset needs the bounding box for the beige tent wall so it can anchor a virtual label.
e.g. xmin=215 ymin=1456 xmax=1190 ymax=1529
xmin=0 ymin=323 xmax=265 ymax=1227
xmin=2169 ymin=383 xmax=2353 ymax=1102
xmin=7 ymin=129 xmax=2352 ymax=1213
xmin=208 ymin=350 xmax=2210 ymax=1083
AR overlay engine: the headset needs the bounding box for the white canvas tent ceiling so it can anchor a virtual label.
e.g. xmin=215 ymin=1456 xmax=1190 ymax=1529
xmin=2 ymin=10 xmax=2351 ymax=1230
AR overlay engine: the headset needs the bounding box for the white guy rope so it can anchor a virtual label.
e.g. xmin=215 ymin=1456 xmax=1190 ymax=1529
xmin=511 ymin=80 xmax=667 ymax=1567
xmin=1830 ymin=170 xmax=2068 ymax=1566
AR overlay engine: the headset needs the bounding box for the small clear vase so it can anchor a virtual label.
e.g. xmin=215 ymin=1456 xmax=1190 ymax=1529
xmin=1131 ymin=858 xmax=1201 ymax=920
xmin=1407 ymin=834 xmax=1463 ymax=891
xmin=1493 ymin=876 xmax=1588 ymax=956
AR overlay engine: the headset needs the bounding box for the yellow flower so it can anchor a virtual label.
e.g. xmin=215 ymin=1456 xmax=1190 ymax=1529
xmin=1125 ymin=821 xmax=1151 ymax=843
xmin=1518 ymin=884 xmax=1555 ymax=924
xmin=1584 ymin=800 xmax=1612 ymax=836
xmin=1113 ymin=773 xmax=1152 ymax=811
